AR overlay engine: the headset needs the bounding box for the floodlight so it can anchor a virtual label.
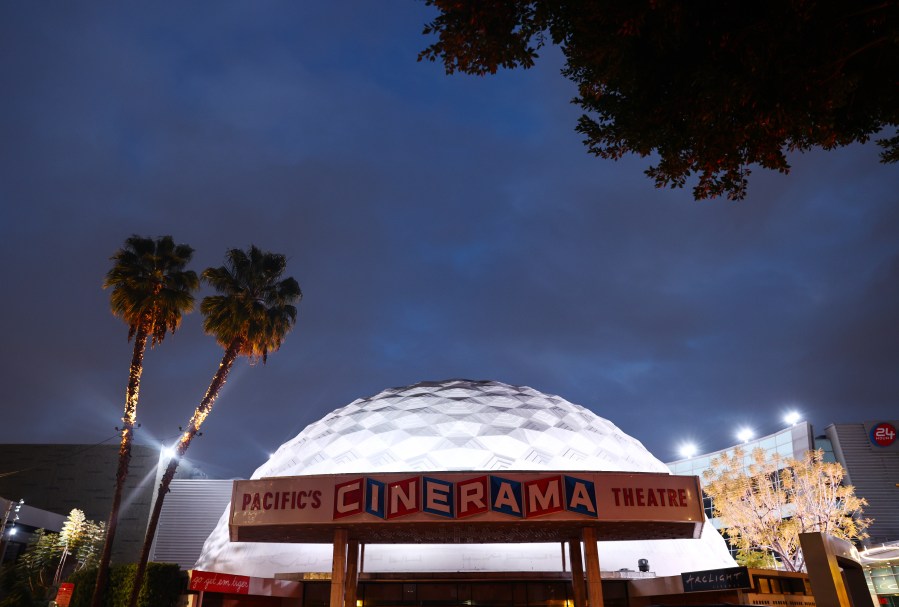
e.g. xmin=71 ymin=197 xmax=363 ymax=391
xmin=737 ymin=427 xmax=754 ymax=443
xmin=679 ymin=442 xmax=698 ymax=459
xmin=784 ymin=411 xmax=801 ymax=426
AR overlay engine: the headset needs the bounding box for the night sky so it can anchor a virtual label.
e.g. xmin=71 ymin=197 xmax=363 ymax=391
xmin=2 ymin=3 xmax=897 ymax=480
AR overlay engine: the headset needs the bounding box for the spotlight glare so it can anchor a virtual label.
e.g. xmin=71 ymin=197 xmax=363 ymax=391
xmin=679 ymin=442 xmax=698 ymax=459
xmin=784 ymin=411 xmax=801 ymax=426
xmin=161 ymin=445 xmax=176 ymax=460
xmin=737 ymin=427 xmax=754 ymax=443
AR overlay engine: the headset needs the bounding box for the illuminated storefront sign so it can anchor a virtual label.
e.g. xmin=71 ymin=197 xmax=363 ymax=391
xmin=188 ymin=570 xmax=301 ymax=598
xmin=189 ymin=570 xmax=251 ymax=595
xmin=870 ymin=422 xmax=897 ymax=448
xmin=681 ymin=567 xmax=751 ymax=592
xmin=230 ymin=471 xmax=703 ymax=543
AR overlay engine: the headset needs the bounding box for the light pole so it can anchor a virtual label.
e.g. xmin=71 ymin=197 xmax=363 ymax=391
xmin=0 ymin=498 xmax=24 ymax=564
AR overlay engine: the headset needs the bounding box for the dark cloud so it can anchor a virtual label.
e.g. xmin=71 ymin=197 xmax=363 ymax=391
xmin=1 ymin=3 xmax=896 ymax=479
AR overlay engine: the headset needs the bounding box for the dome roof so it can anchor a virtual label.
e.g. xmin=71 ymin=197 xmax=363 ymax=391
xmin=196 ymin=379 xmax=735 ymax=577
xmin=254 ymin=379 xmax=669 ymax=478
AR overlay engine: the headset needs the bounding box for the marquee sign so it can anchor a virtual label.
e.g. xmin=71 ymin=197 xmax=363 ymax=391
xmin=229 ymin=471 xmax=704 ymax=544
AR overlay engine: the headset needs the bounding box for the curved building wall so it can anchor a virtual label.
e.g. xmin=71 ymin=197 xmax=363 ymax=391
xmin=666 ymin=422 xmax=815 ymax=478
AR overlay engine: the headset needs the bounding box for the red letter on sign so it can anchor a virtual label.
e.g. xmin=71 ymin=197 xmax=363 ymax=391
xmin=387 ymin=476 xmax=420 ymax=519
xmin=525 ymin=476 xmax=563 ymax=518
xmin=456 ymin=476 xmax=488 ymax=518
xmin=334 ymin=478 xmax=364 ymax=519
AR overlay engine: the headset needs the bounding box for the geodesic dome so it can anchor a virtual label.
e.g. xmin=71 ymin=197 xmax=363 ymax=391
xmin=196 ymin=379 xmax=735 ymax=577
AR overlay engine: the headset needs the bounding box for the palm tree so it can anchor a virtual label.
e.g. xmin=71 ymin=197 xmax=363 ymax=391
xmin=91 ymin=236 xmax=198 ymax=607
xmin=128 ymin=245 xmax=301 ymax=607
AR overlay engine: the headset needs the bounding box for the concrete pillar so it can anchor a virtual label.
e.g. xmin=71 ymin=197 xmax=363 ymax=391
xmin=799 ymin=532 xmax=875 ymax=607
xmin=568 ymin=539 xmax=587 ymax=607
xmin=345 ymin=540 xmax=360 ymax=607
xmin=582 ymin=527 xmax=604 ymax=607
xmin=330 ymin=528 xmax=348 ymax=607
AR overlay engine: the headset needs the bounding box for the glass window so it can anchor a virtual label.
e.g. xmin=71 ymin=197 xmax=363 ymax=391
xmin=362 ymin=583 xmax=404 ymax=605
xmin=472 ymin=582 xmax=515 ymax=605
xmin=304 ymin=582 xmax=330 ymax=607
xmin=418 ymin=584 xmax=458 ymax=602
xmin=872 ymin=575 xmax=899 ymax=593
xmin=525 ymin=582 xmax=568 ymax=604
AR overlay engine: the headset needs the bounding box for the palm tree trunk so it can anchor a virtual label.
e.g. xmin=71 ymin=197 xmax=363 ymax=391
xmin=127 ymin=339 xmax=242 ymax=607
xmin=91 ymin=324 xmax=149 ymax=607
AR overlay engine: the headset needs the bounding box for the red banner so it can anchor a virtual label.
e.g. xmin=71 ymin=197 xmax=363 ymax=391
xmin=189 ymin=570 xmax=250 ymax=594
xmin=55 ymin=583 xmax=75 ymax=607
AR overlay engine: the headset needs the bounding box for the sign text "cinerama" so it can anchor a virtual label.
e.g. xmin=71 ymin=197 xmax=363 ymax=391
xmin=333 ymin=474 xmax=599 ymax=520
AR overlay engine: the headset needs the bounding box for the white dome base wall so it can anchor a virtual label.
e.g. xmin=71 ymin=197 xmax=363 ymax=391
xmin=195 ymin=379 xmax=736 ymax=577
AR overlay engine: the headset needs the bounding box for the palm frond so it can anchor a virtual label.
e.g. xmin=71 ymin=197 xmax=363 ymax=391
xmin=200 ymin=245 xmax=302 ymax=361
xmin=103 ymin=235 xmax=199 ymax=344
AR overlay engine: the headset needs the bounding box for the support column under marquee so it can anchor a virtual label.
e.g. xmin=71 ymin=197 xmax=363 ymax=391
xmin=582 ymin=527 xmax=604 ymax=607
xmin=799 ymin=532 xmax=876 ymax=607
xmin=345 ymin=540 xmax=360 ymax=607
xmin=330 ymin=528 xmax=348 ymax=607
xmin=568 ymin=540 xmax=587 ymax=607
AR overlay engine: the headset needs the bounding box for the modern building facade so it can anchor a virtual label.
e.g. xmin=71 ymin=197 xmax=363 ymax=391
xmin=666 ymin=418 xmax=899 ymax=605
xmin=825 ymin=422 xmax=899 ymax=601
xmin=0 ymin=441 xmax=211 ymax=564
xmin=0 ymin=497 xmax=66 ymax=565
xmin=0 ymin=443 xmax=159 ymax=563
xmin=824 ymin=422 xmax=899 ymax=545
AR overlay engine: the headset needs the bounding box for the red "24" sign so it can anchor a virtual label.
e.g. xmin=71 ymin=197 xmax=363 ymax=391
xmin=871 ymin=422 xmax=897 ymax=447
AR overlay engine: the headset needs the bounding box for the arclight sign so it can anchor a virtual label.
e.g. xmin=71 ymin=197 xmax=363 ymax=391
xmin=229 ymin=471 xmax=705 ymax=544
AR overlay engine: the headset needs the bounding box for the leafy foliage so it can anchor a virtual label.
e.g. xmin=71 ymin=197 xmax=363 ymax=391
xmin=66 ymin=566 xmax=98 ymax=607
xmin=103 ymin=235 xmax=199 ymax=345
xmin=67 ymin=563 xmax=183 ymax=607
xmin=419 ymin=0 xmax=899 ymax=199
xmin=702 ymin=447 xmax=871 ymax=571
xmin=200 ymin=245 xmax=302 ymax=363
xmin=735 ymin=549 xmax=778 ymax=569
xmin=0 ymin=510 xmax=103 ymax=607
xmin=54 ymin=509 xmax=105 ymax=585
xmin=0 ymin=528 xmax=58 ymax=606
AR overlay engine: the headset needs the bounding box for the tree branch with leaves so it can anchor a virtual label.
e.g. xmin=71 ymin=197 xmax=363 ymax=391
xmin=702 ymin=447 xmax=871 ymax=572
xmin=419 ymin=0 xmax=898 ymax=200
